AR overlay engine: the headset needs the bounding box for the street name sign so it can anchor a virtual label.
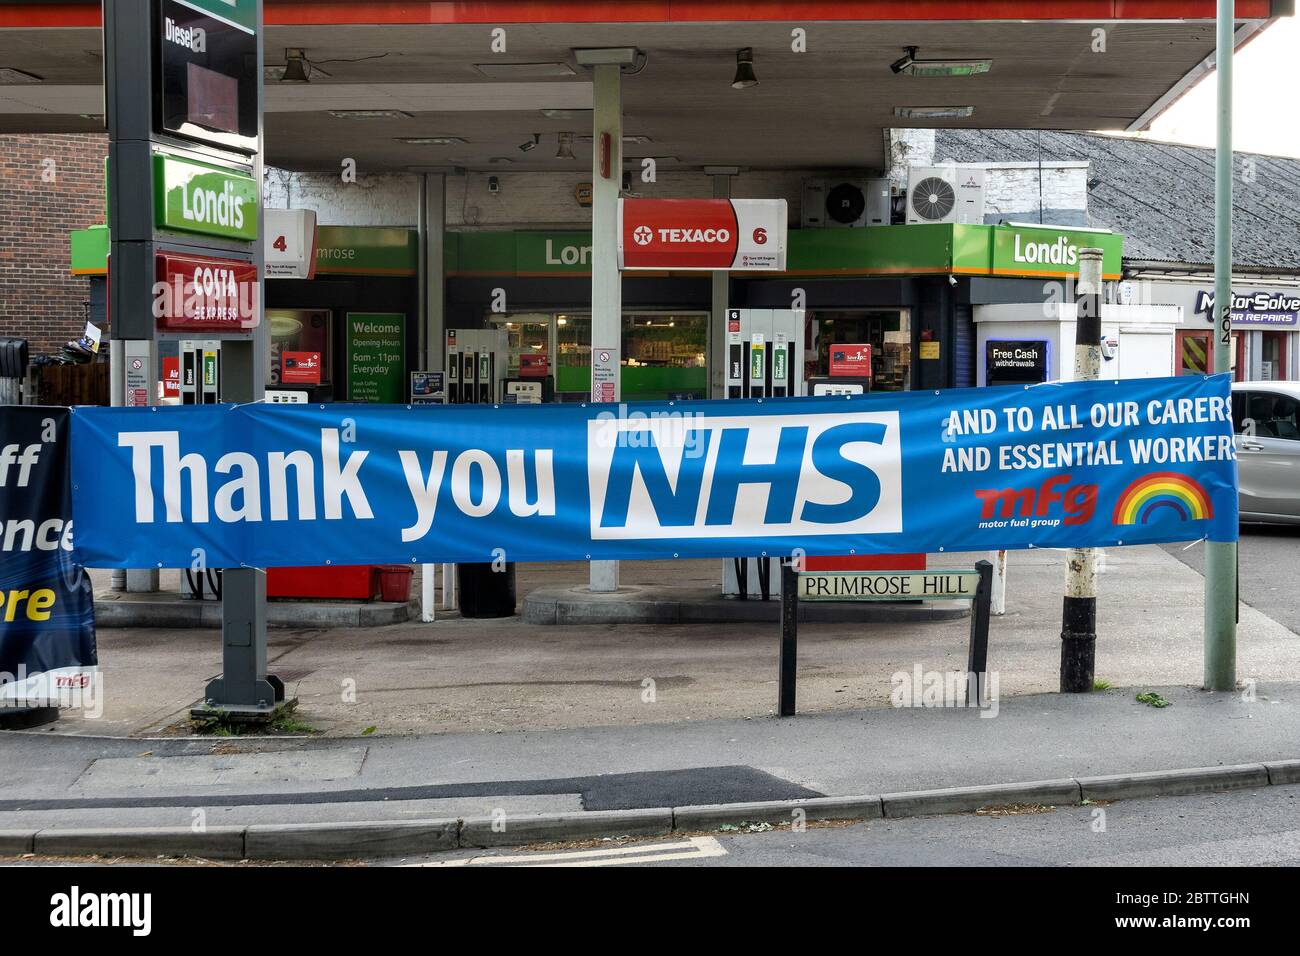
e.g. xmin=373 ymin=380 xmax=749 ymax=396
xmin=798 ymin=570 xmax=981 ymax=601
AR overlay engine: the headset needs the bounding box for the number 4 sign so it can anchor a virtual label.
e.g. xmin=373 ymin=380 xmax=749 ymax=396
xmin=264 ymin=209 xmax=318 ymax=279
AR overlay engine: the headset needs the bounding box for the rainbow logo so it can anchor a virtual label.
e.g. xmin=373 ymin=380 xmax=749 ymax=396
xmin=1112 ymin=472 xmax=1214 ymax=526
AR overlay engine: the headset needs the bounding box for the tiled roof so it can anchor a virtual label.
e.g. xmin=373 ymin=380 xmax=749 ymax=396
xmin=932 ymin=128 xmax=1300 ymax=270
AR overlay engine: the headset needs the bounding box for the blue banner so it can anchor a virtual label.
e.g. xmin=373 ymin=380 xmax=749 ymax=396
xmin=69 ymin=375 xmax=1238 ymax=569
xmin=1 ymin=407 xmax=97 ymax=706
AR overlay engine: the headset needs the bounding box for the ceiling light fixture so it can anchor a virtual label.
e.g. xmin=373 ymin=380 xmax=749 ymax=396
xmin=556 ymin=132 xmax=576 ymax=160
xmin=893 ymin=105 xmax=975 ymax=119
xmin=397 ymin=136 xmax=467 ymax=145
xmin=890 ymin=46 xmax=992 ymax=77
xmin=519 ymin=134 xmax=540 ymax=152
xmin=281 ymin=48 xmax=311 ymax=83
xmin=474 ymin=62 xmax=576 ymax=79
xmin=330 ymin=109 xmax=412 ymax=120
xmin=731 ymin=48 xmax=757 ymax=89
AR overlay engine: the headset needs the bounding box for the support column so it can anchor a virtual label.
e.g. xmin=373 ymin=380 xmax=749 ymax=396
xmin=705 ymin=166 xmax=738 ymax=398
xmin=577 ymin=49 xmax=635 ymax=593
xmin=419 ymin=172 xmax=447 ymax=374
xmin=1204 ymin=0 xmax=1238 ymax=691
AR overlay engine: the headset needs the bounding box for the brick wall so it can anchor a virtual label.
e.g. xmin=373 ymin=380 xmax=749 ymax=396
xmin=0 ymin=133 xmax=108 ymax=356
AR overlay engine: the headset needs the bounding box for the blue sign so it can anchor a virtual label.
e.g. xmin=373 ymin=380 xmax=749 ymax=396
xmin=1 ymin=408 xmax=97 ymax=707
xmin=69 ymin=375 xmax=1238 ymax=570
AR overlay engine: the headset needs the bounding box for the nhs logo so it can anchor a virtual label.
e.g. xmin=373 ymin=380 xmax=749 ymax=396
xmin=588 ymin=410 xmax=902 ymax=540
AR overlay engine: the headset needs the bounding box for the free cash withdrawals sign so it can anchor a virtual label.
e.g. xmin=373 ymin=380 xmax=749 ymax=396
xmin=346 ymin=313 xmax=405 ymax=404
xmin=618 ymin=198 xmax=787 ymax=271
xmin=69 ymin=375 xmax=1238 ymax=570
xmin=1 ymin=408 xmax=97 ymax=706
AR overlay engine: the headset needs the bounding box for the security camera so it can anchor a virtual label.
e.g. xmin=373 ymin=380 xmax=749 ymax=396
xmin=891 ymin=47 xmax=918 ymax=74
xmin=948 ymin=274 xmax=958 ymax=287
xmin=518 ymin=134 xmax=540 ymax=152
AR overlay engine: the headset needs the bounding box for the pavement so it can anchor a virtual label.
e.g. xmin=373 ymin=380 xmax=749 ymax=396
xmin=1 ymin=682 xmax=1298 ymax=858
xmin=0 ymin=530 xmax=1292 ymax=860
xmin=55 ymin=539 xmax=1300 ymax=738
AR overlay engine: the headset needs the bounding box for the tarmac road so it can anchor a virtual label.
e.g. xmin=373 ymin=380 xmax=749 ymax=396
xmin=1164 ymin=523 xmax=1300 ymax=637
xmin=398 ymin=784 xmax=1300 ymax=868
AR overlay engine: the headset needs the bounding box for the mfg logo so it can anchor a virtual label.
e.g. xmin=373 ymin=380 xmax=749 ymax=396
xmin=588 ymin=411 xmax=902 ymax=539
xmin=973 ymin=474 xmax=1097 ymax=527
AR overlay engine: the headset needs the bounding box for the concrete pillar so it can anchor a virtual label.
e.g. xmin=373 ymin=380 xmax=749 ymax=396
xmin=706 ymin=166 xmax=737 ymax=398
xmin=578 ymin=50 xmax=634 ymax=593
xmin=419 ymin=173 xmax=447 ymax=374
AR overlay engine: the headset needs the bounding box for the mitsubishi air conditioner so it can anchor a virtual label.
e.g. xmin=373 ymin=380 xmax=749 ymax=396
xmin=802 ymin=178 xmax=891 ymax=228
xmin=905 ymin=166 xmax=986 ymax=225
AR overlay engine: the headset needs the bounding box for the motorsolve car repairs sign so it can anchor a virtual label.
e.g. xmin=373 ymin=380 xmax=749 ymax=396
xmin=346 ymin=313 xmax=405 ymax=403
xmin=68 ymin=374 xmax=1238 ymax=571
xmin=618 ymin=198 xmax=787 ymax=271
xmin=152 ymin=152 xmax=258 ymax=241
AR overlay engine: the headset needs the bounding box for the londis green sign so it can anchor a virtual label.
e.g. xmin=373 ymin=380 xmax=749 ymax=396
xmin=177 ymin=0 xmax=257 ymax=33
xmin=989 ymin=225 xmax=1122 ymax=279
xmin=153 ymin=153 xmax=258 ymax=241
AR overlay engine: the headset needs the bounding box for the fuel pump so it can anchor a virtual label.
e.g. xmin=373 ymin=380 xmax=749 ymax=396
xmin=445 ymin=328 xmax=508 ymax=405
xmin=722 ymin=308 xmax=805 ymax=600
xmin=178 ymin=339 xmax=224 ymax=599
xmin=444 ymin=328 xmax=515 ymax=616
xmin=178 ymin=339 xmax=222 ymax=404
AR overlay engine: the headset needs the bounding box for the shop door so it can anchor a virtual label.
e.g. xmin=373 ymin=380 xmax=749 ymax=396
xmin=1177 ymin=329 xmax=1243 ymax=379
xmin=809 ymin=310 xmax=911 ymax=391
xmin=1258 ymin=331 xmax=1288 ymax=381
xmin=1177 ymin=330 xmax=1212 ymax=375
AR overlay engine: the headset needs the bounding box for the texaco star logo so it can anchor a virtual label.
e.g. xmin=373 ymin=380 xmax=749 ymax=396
xmin=633 ymin=225 xmax=653 ymax=245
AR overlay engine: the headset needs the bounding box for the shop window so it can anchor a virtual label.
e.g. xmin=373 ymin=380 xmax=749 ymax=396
xmin=809 ymin=310 xmax=911 ymax=391
xmin=500 ymin=310 xmax=708 ymax=401
xmin=487 ymin=312 xmax=551 ymax=378
xmin=266 ymin=309 xmax=332 ymax=387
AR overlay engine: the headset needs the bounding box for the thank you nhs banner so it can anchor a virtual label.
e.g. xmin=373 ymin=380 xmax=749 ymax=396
xmin=70 ymin=375 xmax=1238 ymax=569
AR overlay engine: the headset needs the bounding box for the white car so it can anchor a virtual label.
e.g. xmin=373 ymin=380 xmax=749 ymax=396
xmin=1231 ymin=380 xmax=1300 ymax=524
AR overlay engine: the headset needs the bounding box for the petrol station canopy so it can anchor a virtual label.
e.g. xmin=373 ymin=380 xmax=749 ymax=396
xmin=0 ymin=1 xmax=1289 ymax=173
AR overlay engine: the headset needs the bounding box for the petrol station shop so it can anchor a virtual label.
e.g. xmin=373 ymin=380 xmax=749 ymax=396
xmin=72 ymin=219 xmax=1140 ymax=403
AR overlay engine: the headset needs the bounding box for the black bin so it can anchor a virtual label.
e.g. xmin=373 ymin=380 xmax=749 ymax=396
xmin=458 ymin=562 xmax=517 ymax=618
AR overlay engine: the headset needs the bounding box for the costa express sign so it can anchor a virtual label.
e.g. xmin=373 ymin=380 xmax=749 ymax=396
xmin=155 ymin=251 xmax=258 ymax=331
xmin=618 ymin=198 xmax=787 ymax=271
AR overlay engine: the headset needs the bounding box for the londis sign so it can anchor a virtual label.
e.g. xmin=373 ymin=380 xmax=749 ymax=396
xmin=152 ymin=153 xmax=258 ymax=241
xmin=618 ymin=198 xmax=787 ymax=271
xmin=989 ymin=225 xmax=1122 ymax=279
xmin=154 ymin=251 xmax=258 ymax=331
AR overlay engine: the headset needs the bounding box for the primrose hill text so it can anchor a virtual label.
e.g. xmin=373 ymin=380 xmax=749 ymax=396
xmin=940 ymin=396 xmax=1236 ymax=474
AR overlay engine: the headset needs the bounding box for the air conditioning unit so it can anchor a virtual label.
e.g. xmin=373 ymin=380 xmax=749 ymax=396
xmin=802 ymin=178 xmax=891 ymax=228
xmin=905 ymin=166 xmax=986 ymax=225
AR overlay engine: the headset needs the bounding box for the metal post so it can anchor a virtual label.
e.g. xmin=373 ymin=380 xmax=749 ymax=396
xmin=419 ymin=172 xmax=447 ymax=374
xmin=706 ymin=166 xmax=738 ymax=398
xmin=1204 ymin=0 xmax=1238 ymax=692
xmin=778 ymin=561 xmax=798 ymax=717
xmin=968 ymin=560 xmax=993 ymax=705
xmin=989 ymin=549 xmax=1007 ymax=616
xmin=1060 ymin=248 xmax=1104 ymax=692
xmin=578 ymin=50 xmax=634 ymax=593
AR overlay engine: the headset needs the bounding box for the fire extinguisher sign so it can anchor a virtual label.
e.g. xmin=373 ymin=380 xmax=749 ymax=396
xmin=617 ymin=198 xmax=787 ymax=271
